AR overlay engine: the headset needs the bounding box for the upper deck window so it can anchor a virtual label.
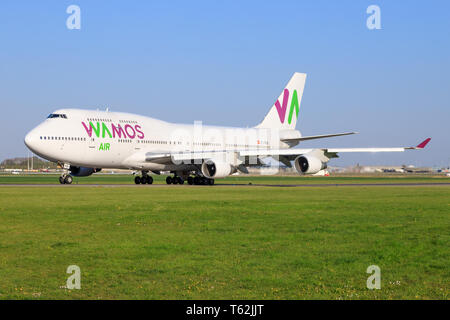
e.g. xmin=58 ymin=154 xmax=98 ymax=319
xmin=47 ymin=114 xmax=67 ymax=119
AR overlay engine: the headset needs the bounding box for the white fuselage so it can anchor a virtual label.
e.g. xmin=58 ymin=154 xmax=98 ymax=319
xmin=25 ymin=109 xmax=299 ymax=171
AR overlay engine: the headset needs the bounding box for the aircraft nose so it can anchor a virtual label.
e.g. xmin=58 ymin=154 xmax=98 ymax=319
xmin=24 ymin=131 xmax=32 ymax=148
xmin=24 ymin=129 xmax=39 ymax=151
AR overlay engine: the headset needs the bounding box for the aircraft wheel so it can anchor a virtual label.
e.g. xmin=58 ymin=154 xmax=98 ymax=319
xmin=208 ymin=179 xmax=215 ymax=185
xmin=166 ymin=176 xmax=172 ymax=184
xmin=177 ymin=177 xmax=184 ymax=185
xmin=194 ymin=176 xmax=200 ymax=185
xmin=187 ymin=176 xmax=194 ymax=185
xmin=172 ymin=176 xmax=178 ymax=185
xmin=59 ymin=176 xmax=65 ymax=184
xmin=146 ymin=176 xmax=153 ymax=184
xmin=64 ymin=175 xmax=73 ymax=185
xmin=135 ymin=176 xmax=141 ymax=184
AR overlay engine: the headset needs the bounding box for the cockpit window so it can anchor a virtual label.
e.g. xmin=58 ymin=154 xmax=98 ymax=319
xmin=47 ymin=114 xmax=67 ymax=119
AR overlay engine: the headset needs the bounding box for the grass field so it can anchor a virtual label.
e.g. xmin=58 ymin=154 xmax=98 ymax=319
xmin=0 ymin=175 xmax=448 ymax=299
xmin=0 ymin=173 xmax=449 ymax=185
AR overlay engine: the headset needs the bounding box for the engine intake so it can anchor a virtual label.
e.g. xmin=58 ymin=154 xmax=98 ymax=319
xmin=294 ymin=155 xmax=327 ymax=174
xmin=69 ymin=166 xmax=101 ymax=177
xmin=201 ymin=160 xmax=234 ymax=179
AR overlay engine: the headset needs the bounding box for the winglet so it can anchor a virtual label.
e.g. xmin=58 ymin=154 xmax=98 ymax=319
xmin=415 ymin=138 xmax=431 ymax=149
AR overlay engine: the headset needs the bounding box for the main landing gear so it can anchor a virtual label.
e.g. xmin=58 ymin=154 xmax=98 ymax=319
xmin=191 ymin=177 xmax=214 ymax=185
xmin=165 ymin=176 xmax=184 ymax=185
xmin=166 ymin=175 xmax=214 ymax=185
xmin=134 ymin=171 xmax=153 ymax=185
xmin=59 ymin=173 xmax=73 ymax=185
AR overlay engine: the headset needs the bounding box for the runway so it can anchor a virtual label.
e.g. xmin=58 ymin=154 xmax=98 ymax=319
xmin=1 ymin=183 xmax=450 ymax=188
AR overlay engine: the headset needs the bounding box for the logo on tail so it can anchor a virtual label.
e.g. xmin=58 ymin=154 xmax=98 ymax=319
xmin=255 ymin=72 xmax=306 ymax=129
xmin=275 ymin=89 xmax=299 ymax=124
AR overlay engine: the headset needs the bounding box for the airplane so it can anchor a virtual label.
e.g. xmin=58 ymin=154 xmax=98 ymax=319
xmin=24 ymin=73 xmax=431 ymax=185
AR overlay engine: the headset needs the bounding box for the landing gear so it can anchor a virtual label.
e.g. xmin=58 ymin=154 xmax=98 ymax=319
xmin=166 ymin=176 xmax=184 ymax=185
xmin=65 ymin=175 xmax=73 ymax=184
xmin=165 ymin=172 xmax=214 ymax=186
xmin=134 ymin=172 xmax=153 ymax=185
xmin=59 ymin=173 xmax=73 ymax=185
xmin=188 ymin=175 xmax=214 ymax=185
xmin=146 ymin=176 xmax=153 ymax=184
xmin=141 ymin=175 xmax=153 ymax=184
xmin=202 ymin=177 xmax=214 ymax=185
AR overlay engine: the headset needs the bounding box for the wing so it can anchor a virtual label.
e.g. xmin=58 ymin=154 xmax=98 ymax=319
xmin=239 ymin=138 xmax=431 ymax=160
xmin=125 ymin=138 xmax=430 ymax=170
xmin=281 ymin=131 xmax=358 ymax=143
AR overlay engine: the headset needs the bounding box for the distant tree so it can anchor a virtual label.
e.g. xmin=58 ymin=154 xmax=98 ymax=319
xmin=0 ymin=156 xmax=58 ymax=170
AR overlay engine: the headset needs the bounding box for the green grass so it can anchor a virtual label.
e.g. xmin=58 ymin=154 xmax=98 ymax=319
xmin=0 ymin=173 xmax=449 ymax=185
xmin=0 ymin=184 xmax=448 ymax=299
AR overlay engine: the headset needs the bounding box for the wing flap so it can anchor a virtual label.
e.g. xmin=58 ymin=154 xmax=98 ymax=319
xmin=281 ymin=131 xmax=358 ymax=143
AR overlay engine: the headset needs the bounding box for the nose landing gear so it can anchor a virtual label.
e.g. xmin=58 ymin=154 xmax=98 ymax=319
xmin=59 ymin=174 xmax=73 ymax=185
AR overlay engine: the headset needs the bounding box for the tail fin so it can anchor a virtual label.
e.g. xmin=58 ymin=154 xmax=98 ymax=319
xmin=256 ymin=72 xmax=306 ymax=130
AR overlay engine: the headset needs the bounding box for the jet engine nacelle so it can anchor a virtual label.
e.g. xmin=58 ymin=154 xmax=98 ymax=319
xmin=69 ymin=166 xmax=101 ymax=177
xmin=294 ymin=155 xmax=327 ymax=174
xmin=201 ymin=160 xmax=234 ymax=179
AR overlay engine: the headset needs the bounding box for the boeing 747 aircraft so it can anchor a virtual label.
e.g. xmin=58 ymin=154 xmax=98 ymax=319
xmin=24 ymin=73 xmax=430 ymax=185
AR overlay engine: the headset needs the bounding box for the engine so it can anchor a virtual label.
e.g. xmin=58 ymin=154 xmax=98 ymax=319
xmin=69 ymin=166 xmax=101 ymax=177
xmin=201 ymin=160 xmax=234 ymax=179
xmin=294 ymin=155 xmax=327 ymax=174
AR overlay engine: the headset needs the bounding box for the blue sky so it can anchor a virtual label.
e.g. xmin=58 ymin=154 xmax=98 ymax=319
xmin=0 ymin=0 xmax=449 ymax=166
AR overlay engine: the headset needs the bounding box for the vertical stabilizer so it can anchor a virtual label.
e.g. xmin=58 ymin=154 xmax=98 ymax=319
xmin=256 ymin=72 xmax=306 ymax=130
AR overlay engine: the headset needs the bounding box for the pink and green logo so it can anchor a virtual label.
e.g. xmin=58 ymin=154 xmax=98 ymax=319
xmin=275 ymin=89 xmax=299 ymax=124
xmin=82 ymin=121 xmax=145 ymax=139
